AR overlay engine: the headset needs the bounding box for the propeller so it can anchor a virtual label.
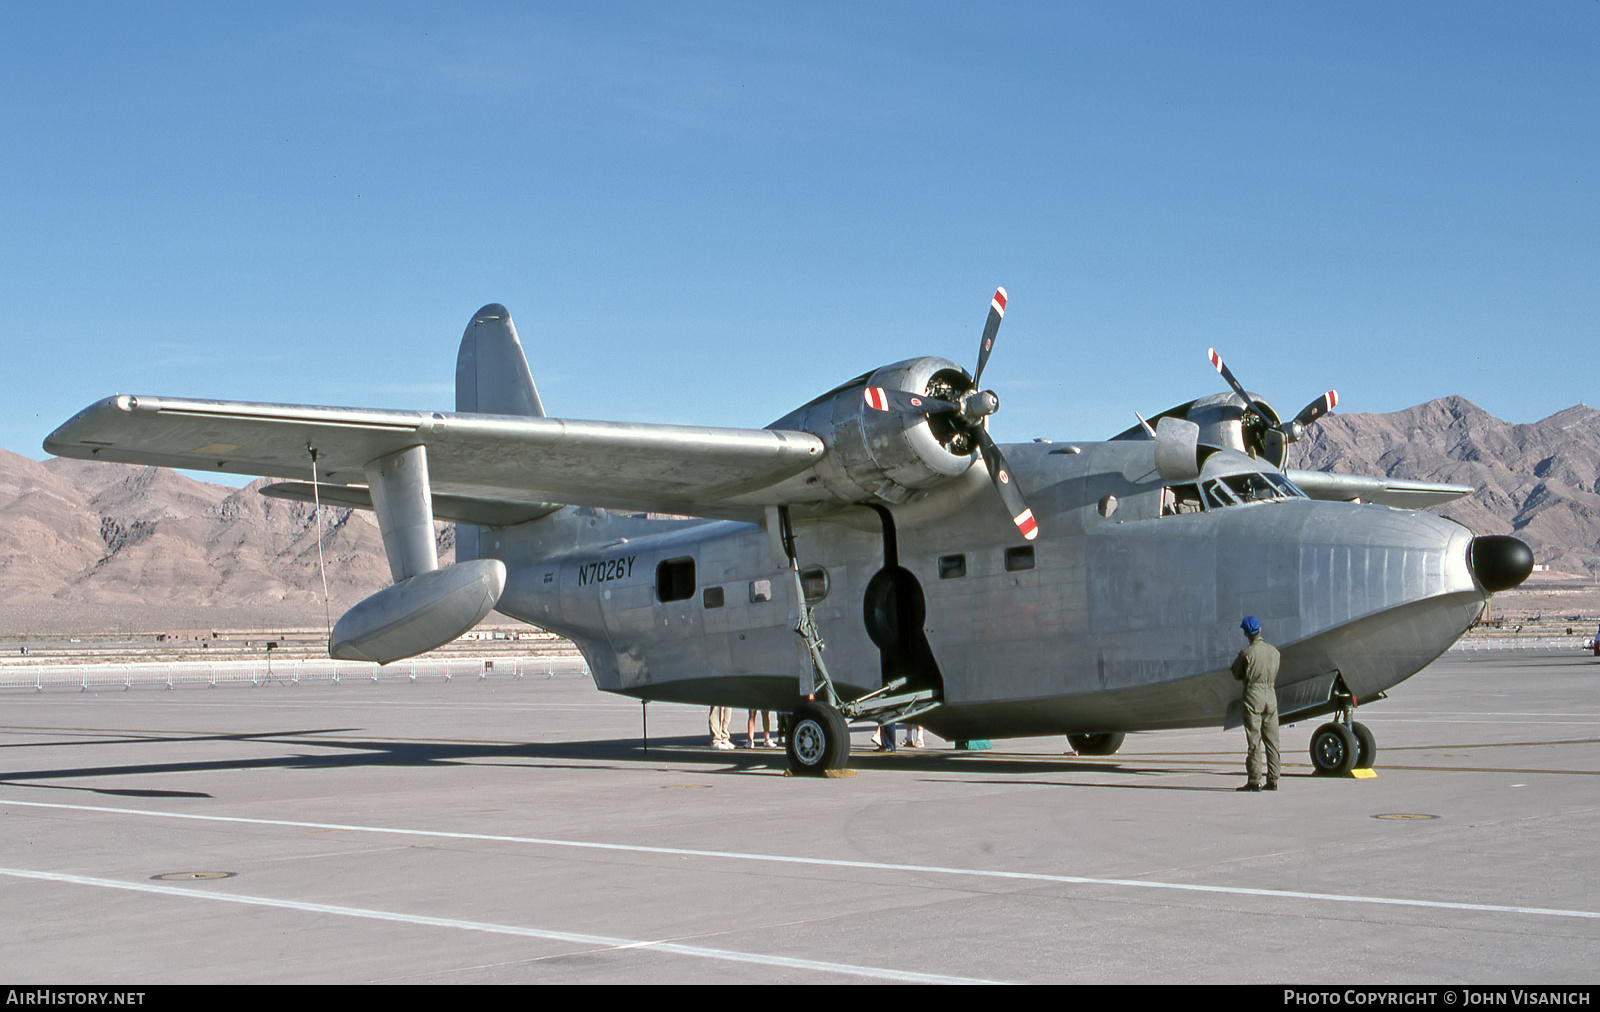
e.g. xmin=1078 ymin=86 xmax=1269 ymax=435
xmin=1207 ymin=347 xmax=1337 ymax=448
xmin=864 ymin=287 xmax=1037 ymax=541
xmin=1285 ymin=389 xmax=1338 ymax=441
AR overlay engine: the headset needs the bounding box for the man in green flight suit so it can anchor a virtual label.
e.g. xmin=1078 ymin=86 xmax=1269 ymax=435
xmin=1232 ymin=615 xmax=1280 ymax=792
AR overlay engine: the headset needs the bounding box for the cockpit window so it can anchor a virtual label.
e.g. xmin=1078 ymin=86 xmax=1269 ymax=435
xmin=1161 ymin=484 xmax=1204 ymax=515
xmin=1264 ymin=474 xmax=1307 ymax=498
xmin=1204 ymin=480 xmax=1237 ymax=509
xmin=1164 ymin=472 xmax=1306 ymax=515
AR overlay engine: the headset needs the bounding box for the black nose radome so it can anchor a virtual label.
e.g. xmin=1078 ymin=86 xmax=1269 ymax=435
xmin=1469 ymin=536 xmax=1535 ymax=592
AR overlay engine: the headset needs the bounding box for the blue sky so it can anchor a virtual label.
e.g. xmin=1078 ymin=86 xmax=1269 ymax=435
xmin=4 ymin=3 xmax=1595 ymax=479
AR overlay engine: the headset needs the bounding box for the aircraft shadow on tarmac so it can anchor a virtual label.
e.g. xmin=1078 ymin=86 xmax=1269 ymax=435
xmin=944 ymin=776 xmax=1290 ymax=792
xmin=0 ymin=727 xmax=363 ymax=752
xmin=0 ymin=729 xmax=1243 ymax=791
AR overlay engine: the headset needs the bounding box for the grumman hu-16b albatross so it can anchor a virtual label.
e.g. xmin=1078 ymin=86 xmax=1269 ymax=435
xmin=45 ymin=291 xmax=1534 ymax=776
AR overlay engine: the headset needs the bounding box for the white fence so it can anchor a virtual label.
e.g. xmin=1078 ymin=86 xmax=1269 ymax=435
xmin=1450 ymin=637 xmax=1595 ymax=653
xmin=0 ymin=655 xmax=592 ymax=693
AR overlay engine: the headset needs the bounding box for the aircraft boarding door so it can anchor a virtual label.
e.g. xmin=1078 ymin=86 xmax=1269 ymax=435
xmin=862 ymin=506 xmax=945 ymax=697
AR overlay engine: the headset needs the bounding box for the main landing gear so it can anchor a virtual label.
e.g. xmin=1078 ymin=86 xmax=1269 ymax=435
xmin=1309 ymin=693 xmax=1377 ymax=776
xmin=786 ymin=700 xmax=851 ymax=775
xmin=1067 ymin=732 xmax=1125 ymax=756
xmin=768 ymin=505 xmax=942 ymax=777
xmin=784 ymin=678 xmax=944 ymax=776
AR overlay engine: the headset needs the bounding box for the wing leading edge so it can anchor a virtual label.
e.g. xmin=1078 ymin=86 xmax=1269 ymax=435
xmin=1283 ymin=469 xmax=1473 ymax=509
xmin=45 ymin=394 xmax=826 ymax=522
xmin=45 ymin=396 xmax=1478 ymax=522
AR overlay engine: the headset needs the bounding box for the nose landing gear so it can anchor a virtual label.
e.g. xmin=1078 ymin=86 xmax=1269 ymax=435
xmin=1310 ymin=681 xmax=1377 ymax=775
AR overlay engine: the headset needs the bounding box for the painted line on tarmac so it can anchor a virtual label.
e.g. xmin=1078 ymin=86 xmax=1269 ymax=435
xmin=1377 ymin=718 xmax=1600 ymax=726
xmin=1381 ymin=711 xmax=1600 ymax=718
xmin=6 ymin=798 xmax=1600 ymax=923
xmin=0 ymin=864 xmax=1000 ymax=984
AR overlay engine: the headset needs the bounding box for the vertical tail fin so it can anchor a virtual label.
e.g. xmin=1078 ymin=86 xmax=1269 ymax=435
xmin=456 ymin=304 xmax=545 ymax=418
xmin=455 ymin=304 xmax=545 ymax=563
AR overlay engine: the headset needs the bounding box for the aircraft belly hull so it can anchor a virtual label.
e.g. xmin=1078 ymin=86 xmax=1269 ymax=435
xmin=603 ymin=675 xmax=824 ymax=710
xmin=918 ymin=590 xmax=1487 ymax=741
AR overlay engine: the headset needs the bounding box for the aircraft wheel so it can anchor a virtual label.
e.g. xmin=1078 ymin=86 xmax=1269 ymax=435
xmin=786 ymin=701 xmax=849 ymax=776
xmin=1310 ymin=722 xmax=1358 ymax=775
xmin=1351 ymin=722 xmax=1377 ymax=769
xmin=1067 ymin=732 xmax=1125 ymax=756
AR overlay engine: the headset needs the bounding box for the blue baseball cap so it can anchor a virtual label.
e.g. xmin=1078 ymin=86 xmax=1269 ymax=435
xmin=1240 ymin=616 xmax=1261 ymax=636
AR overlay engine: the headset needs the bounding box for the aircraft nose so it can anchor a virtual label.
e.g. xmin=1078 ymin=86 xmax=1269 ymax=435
xmin=1469 ymin=535 xmax=1535 ymax=592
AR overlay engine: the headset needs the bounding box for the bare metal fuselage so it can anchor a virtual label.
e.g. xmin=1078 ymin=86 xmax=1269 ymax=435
xmin=486 ymin=439 xmax=1485 ymax=742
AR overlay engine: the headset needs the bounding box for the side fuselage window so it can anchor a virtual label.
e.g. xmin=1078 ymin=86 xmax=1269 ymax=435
xmin=1005 ymin=546 xmax=1035 ymax=572
xmin=656 ymin=557 xmax=696 ymax=602
xmin=799 ymin=566 xmax=830 ymax=603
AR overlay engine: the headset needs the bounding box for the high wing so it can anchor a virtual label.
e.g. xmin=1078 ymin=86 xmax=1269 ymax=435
xmin=44 ymin=394 xmax=826 ymax=522
xmin=1283 ymin=469 xmax=1473 ymax=510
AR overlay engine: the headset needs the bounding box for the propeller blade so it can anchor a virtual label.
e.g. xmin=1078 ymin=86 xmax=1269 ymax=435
xmin=1207 ymin=347 xmax=1269 ymax=422
xmin=975 ymin=426 xmax=1038 ymax=541
xmin=864 ymin=386 xmax=960 ymax=415
xmin=1292 ymin=390 xmax=1338 ymax=429
xmin=972 ymin=287 xmax=1007 ymax=388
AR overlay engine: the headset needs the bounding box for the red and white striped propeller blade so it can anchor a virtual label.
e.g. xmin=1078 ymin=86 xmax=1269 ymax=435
xmin=972 ymin=287 xmax=1006 ymax=388
xmin=863 ymin=386 xmax=959 ymax=415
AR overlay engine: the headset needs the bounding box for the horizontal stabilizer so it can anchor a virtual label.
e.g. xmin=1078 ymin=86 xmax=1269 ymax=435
xmin=330 ymin=559 xmax=506 ymax=664
xmin=1284 ymin=469 xmax=1473 ymax=509
xmin=262 ymin=482 xmax=559 ymax=527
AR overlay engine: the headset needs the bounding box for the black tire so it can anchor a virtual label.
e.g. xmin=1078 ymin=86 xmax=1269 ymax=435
xmin=786 ymin=701 xmax=850 ymax=776
xmin=1351 ymin=721 xmax=1377 ymax=769
xmin=1310 ymin=722 xmax=1358 ymax=775
xmin=1067 ymin=731 xmax=1126 ymax=756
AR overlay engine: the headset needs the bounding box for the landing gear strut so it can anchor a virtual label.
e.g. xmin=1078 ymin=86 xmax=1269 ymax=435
xmin=769 ymin=504 xmax=943 ymax=777
xmin=1310 ymin=681 xmax=1376 ymax=774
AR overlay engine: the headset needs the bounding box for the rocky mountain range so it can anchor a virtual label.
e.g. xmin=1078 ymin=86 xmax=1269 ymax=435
xmin=0 ymin=395 xmax=1594 ymax=633
xmin=1289 ymin=397 xmax=1600 ymax=577
xmin=0 ymin=450 xmax=450 ymax=634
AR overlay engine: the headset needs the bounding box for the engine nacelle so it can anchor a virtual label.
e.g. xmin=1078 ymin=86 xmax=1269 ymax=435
xmin=769 ymin=357 xmax=977 ymax=505
xmin=1116 ymin=391 xmax=1291 ymax=468
xmin=1183 ymin=392 xmax=1290 ymax=466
